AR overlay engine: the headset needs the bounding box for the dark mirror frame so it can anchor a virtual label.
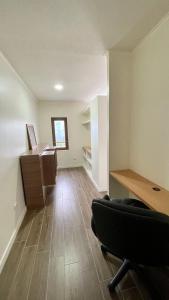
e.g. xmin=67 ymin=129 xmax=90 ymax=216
xmin=26 ymin=124 xmax=37 ymax=150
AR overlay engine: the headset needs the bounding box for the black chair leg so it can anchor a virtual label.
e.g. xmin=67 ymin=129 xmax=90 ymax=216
xmin=108 ymin=259 xmax=131 ymax=292
xmin=101 ymin=244 xmax=109 ymax=255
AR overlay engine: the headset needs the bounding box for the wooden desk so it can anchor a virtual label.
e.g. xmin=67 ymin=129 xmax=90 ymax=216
xmin=110 ymin=169 xmax=169 ymax=216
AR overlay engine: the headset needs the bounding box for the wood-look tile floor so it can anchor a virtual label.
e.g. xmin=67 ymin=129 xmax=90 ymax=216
xmin=0 ymin=167 xmax=152 ymax=300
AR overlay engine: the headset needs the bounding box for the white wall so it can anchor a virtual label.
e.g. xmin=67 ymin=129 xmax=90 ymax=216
xmin=91 ymin=96 xmax=108 ymax=191
xmin=0 ymin=52 xmax=38 ymax=271
xmin=130 ymin=14 xmax=169 ymax=189
xmin=98 ymin=96 xmax=109 ymax=191
xmin=38 ymin=101 xmax=88 ymax=168
xmin=109 ymin=50 xmax=131 ymax=171
xmin=109 ymin=13 xmax=169 ymax=196
xmin=109 ymin=50 xmax=131 ymax=170
xmin=108 ymin=50 xmax=131 ymax=196
xmin=91 ymin=98 xmax=99 ymax=185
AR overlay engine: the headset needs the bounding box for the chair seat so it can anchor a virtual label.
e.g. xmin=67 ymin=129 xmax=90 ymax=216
xmin=91 ymin=195 xmax=169 ymax=292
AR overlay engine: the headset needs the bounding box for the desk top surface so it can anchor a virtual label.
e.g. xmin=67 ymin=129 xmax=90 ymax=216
xmin=110 ymin=169 xmax=169 ymax=216
xmin=21 ymin=144 xmax=57 ymax=156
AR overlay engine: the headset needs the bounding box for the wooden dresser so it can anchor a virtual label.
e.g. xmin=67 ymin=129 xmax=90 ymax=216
xmin=20 ymin=144 xmax=57 ymax=209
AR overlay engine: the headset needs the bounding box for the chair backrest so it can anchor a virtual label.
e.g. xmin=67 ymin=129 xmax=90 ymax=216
xmin=92 ymin=199 xmax=169 ymax=266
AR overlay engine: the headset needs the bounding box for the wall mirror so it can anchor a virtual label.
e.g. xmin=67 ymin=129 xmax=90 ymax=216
xmin=26 ymin=124 xmax=37 ymax=150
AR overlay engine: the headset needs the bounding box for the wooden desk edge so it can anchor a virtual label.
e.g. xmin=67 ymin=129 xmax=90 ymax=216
xmin=110 ymin=169 xmax=169 ymax=214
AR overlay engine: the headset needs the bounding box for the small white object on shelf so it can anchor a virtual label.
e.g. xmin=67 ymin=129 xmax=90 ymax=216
xmin=82 ymin=119 xmax=90 ymax=125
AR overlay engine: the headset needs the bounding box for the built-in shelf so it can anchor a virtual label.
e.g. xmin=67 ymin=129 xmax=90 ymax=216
xmin=81 ymin=96 xmax=108 ymax=193
xmin=82 ymin=146 xmax=92 ymax=168
xmin=81 ymin=104 xmax=93 ymax=183
xmin=82 ymin=146 xmax=92 ymax=156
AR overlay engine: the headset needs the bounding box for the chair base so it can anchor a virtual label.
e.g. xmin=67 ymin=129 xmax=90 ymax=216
xmin=108 ymin=259 xmax=131 ymax=292
xmin=100 ymin=244 xmax=132 ymax=292
xmin=101 ymin=244 xmax=109 ymax=255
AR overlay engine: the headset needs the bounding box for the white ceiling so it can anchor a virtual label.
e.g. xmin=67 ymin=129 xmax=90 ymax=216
xmin=0 ymin=0 xmax=169 ymax=101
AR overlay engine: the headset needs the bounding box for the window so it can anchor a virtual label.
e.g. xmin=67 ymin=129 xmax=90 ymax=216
xmin=51 ymin=117 xmax=69 ymax=150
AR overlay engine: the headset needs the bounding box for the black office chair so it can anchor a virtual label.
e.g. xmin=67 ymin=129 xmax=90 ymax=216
xmin=91 ymin=196 xmax=169 ymax=292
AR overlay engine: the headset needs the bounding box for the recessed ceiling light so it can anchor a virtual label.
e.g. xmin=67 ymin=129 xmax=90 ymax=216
xmin=54 ymin=83 xmax=64 ymax=91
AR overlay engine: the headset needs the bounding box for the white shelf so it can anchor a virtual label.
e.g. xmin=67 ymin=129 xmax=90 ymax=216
xmin=82 ymin=146 xmax=91 ymax=157
xmin=82 ymin=119 xmax=90 ymax=125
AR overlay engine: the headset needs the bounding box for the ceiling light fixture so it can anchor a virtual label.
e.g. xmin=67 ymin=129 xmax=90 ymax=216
xmin=54 ymin=83 xmax=64 ymax=91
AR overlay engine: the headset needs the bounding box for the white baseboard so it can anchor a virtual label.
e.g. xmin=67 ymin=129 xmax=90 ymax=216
xmin=57 ymin=164 xmax=82 ymax=169
xmin=58 ymin=165 xmax=106 ymax=192
xmin=83 ymin=166 xmax=106 ymax=192
xmin=0 ymin=206 xmax=27 ymax=273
